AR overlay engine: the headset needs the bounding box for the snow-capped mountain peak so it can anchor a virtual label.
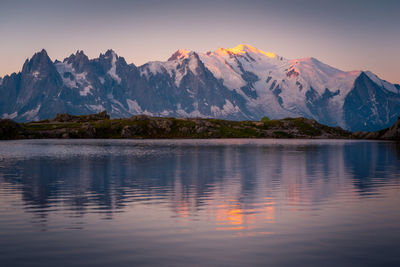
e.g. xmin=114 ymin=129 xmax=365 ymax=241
xmin=286 ymin=57 xmax=361 ymax=95
xmin=364 ymin=70 xmax=399 ymax=94
xmin=168 ymin=49 xmax=192 ymax=61
xmin=1 ymin=45 xmax=400 ymax=132
xmin=214 ymin=44 xmax=277 ymax=59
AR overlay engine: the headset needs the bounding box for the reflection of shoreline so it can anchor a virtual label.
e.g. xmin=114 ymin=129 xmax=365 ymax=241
xmin=0 ymin=141 xmax=399 ymax=229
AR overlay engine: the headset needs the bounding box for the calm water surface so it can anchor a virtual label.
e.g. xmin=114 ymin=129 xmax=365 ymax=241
xmin=0 ymin=139 xmax=399 ymax=266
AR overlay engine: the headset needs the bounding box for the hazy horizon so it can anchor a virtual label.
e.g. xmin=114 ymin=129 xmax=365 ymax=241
xmin=1 ymin=0 xmax=399 ymax=83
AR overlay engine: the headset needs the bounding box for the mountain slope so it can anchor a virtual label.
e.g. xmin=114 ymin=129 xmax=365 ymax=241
xmin=1 ymin=45 xmax=399 ymax=131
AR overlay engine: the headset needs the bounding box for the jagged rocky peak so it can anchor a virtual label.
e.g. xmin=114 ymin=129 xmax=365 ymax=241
xmin=103 ymin=49 xmax=118 ymax=58
xmin=34 ymin=48 xmax=49 ymax=58
xmin=168 ymin=50 xmax=202 ymax=67
xmin=94 ymin=49 xmax=127 ymax=84
xmin=168 ymin=49 xmax=192 ymax=61
xmin=174 ymin=51 xmax=205 ymax=77
xmin=99 ymin=49 xmax=128 ymax=67
xmin=65 ymin=50 xmax=88 ymax=61
xmin=98 ymin=49 xmax=117 ymax=63
xmin=63 ymin=50 xmax=90 ymax=72
xmin=21 ymin=49 xmax=53 ymax=74
xmin=187 ymin=52 xmax=203 ymax=69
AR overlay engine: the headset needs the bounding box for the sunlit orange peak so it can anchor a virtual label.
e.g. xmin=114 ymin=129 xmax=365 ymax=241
xmin=168 ymin=49 xmax=191 ymax=61
xmin=223 ymin=44 xmax=276 ymax=58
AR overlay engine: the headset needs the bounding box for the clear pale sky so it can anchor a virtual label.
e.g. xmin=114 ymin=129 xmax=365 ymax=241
xmin=0 ymin=0 xmax=399 ymax=83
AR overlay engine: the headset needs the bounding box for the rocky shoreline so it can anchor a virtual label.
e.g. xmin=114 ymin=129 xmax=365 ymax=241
xmin=0 ymin=111 xmax=399 ymax=140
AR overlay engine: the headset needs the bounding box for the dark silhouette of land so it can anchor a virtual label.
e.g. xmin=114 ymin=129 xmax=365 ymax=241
xmin=0 ymin=111 xmax=399 ymax=140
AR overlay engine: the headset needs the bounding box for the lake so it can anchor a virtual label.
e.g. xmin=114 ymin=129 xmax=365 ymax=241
xmin=0 ymin=139 xmax=399 ymax=266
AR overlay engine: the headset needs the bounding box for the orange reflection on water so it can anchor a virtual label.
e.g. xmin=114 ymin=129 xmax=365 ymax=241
xmin=216 ymin=206 xmax=244 ymax=226
xmin=216 ymin=226 xmax=246 ymax=231
xmin=173 ymin=202 xmax=190 ymax=218
xmin=266 ymin=206 xmax=275 ymax=222
xmin=215 ymin=200 xmax=276 ymax=232
xmin=170 ymin=194 xmax=191 ymax=219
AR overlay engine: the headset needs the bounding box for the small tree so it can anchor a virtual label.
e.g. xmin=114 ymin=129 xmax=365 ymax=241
xmin=261 ymin=116 xmax=270 ymax=122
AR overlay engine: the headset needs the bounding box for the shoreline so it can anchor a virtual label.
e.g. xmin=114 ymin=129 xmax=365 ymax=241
xmin=1 ymin=111 xmax=399 ymax=141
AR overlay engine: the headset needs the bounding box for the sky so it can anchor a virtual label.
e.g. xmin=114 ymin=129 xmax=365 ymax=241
xmin=0 ymin=0 xmax=399 ymax=83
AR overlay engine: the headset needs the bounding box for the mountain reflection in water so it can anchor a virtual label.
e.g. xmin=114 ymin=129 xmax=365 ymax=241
xmin=0 ymin=139 xmax=399 ymax=267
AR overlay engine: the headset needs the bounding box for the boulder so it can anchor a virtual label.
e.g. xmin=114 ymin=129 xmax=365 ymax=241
xmin=50 ymin=113 xmax=78 ymax=122
xmin=129 ymin=115 xmax=151 ymax=121
xmin=85 ymin=111 xmax=110 ymax=121
xmin=121 ymin=124 xmax=147 ymax=138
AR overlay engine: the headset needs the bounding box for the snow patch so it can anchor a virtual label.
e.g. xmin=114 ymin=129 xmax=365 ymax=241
xmin=140 ymin=53 xmax=201 ymax=87
xmin=107 ymin=93 xmax=123 ymax=107
xmin=199 ymin=53 xmax=246 ymax=91
xmin=175 ymin=103 xmax=203 ymax=117
xmin=55 ymin=62 xmax=94 ymax=96
xmin=211 ymin=100 xmax=240 ymax=116
xmin=365 ymin=71 xmax=399 ymax=94
xmin=80 ymin=85 xmax=93 ymax=96
xmin=140 ymin=60 xmax=187 ymax=87
xmin=88 ymin=104 xmax=104 ymax=113
xmin=126 ymin=99 xmax=143 ymax=113
xmin=188 ymin=54 xmax=200 ymax=74
xmin=21 ymin=105 xmax=41 ymax=120
xmin=107 ymin=52 xmax=121 ymax=84
xmin=32 ymin=71 xmax=40 ymax=78
xmin=126 ymin=99 xmax=154 ymax=116
xmin=160 ymin=110 xmax=171 ymax=116
xmin=2 ymin=111 xmax=18 ymax=119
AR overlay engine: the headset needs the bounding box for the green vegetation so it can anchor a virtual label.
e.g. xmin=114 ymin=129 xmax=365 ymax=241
xmin=273 ymin=131 xmax=293 ymax=138
xmin=0 ymin=111 xmax=356 ymax=140
xmin=261 ymin=116 xmax=270 ymax=122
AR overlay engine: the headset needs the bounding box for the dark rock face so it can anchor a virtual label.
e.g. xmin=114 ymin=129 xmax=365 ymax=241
xmin=395 ymin=84 xmax=400 ymax=93
xmin=344 ymin=72 xmax=400 ymax=132
xmin=0 ymin=50 xmax=64 ymax=121
xmin=305 ymin=87 xmax=341 ymax=127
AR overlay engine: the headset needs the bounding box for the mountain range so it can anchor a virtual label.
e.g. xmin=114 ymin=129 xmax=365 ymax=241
xmin=1 ymin=44 xmax=399 ymax=131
